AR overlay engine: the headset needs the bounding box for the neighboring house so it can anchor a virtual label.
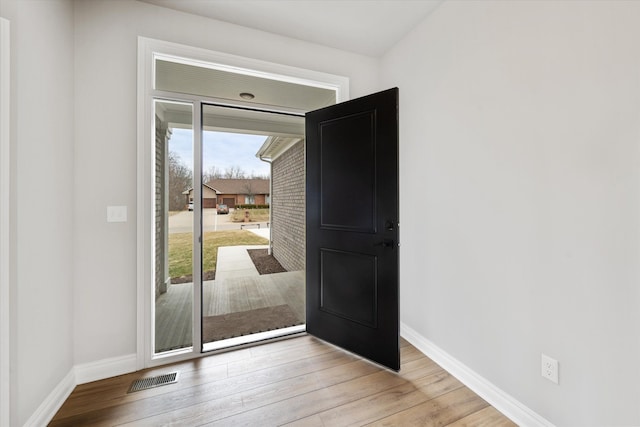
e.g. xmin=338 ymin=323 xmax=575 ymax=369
xmin=183 ymin=179 xmax=270 ymax=209
xmin=182 ymin=183 xmax=219 ymax=208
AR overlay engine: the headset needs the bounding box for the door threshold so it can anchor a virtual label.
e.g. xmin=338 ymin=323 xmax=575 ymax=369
xmin=202 ymin=324 xmax=306 ymax=353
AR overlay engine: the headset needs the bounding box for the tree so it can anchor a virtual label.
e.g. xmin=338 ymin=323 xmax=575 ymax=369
xmin=223 ymin=165 xmax=247 ymax=179
xmin=243 ymin=181 xmax=255 ymax=204
xmin=249 ymin=171 xmax=269 ymax=180
xmin=168 ymin=151 xmax=192 ymax=211
xmin=203 ymin=165 xmax=269 ymax=186
xmin=203 ymin=165 xmax=223 ymax=183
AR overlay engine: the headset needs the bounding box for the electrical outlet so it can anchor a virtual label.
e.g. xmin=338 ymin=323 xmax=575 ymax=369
xmin=107 ymin=206 xmax=127 ymax=223
xmin=541 ymin=354 xmax=559 ymax=384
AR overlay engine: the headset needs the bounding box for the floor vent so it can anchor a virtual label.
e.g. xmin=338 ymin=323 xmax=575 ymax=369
xmin=128 ymin=372 xmax=179 ymax=393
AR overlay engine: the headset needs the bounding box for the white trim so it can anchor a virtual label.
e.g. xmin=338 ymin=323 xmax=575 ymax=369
xmin=137 ymin=36 xmax=153 ymax=371
xmin=20 ymin=353 xmax=138 ymax=426
xmin=146 ymin=38 xmax=349 ymax=101
xmin=137 ymin=36 xmax=349 ymax=370
xmin=74 ymin=353 xmax=137 ymax=385
xmin=401 ymin=322 xmax=555 ymax=427
xmin=193 ymin=101 xmax=203 ymax=355
xmin=22 ymin=369 xmax=75 ymax=427
xmin=256 ymin=136 xmax=304 ymax=162
xmin=0 ymin=17 xmax=11 ymax=427
xmin=203 ymin=325 xmax=306 ymax=352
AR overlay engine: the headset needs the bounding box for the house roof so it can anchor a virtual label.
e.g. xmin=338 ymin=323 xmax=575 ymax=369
xmin=256 ymin=136 xmax=303 ymax=161
xmin=182 ymin=183 xmax=218 ymax=195
xmin=201 ymin=179 xmax=270 ymax=195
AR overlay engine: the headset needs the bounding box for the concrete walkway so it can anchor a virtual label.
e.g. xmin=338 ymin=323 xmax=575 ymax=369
xmin=215 ymin=244 xmax=268 ymax=280
xmin=247 ymin=228 xmax=270 ymax=240
xmin=213 ymin=228 xmax=271 ymax=279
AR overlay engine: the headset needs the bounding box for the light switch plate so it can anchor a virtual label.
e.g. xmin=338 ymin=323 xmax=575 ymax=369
xmin=107 ymin=206 xmax=127 ymax=223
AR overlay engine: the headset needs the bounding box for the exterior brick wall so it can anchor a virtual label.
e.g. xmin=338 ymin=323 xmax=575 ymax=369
xmin=155 ymin=116 xmax=169 ymax=297
xmin=271 ymin=140 xmax=305 ymax=271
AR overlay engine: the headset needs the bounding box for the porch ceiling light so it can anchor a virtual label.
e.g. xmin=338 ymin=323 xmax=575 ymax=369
xmin=239 ymin=92 xmax=255 ymax=100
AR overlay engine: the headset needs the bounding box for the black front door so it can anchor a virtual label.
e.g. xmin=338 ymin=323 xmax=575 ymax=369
xmin=305 ymin=88 xmax=399 ymax=371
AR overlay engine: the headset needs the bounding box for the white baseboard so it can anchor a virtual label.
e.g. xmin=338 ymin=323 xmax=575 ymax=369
xmin=400 ymin=322 xmax=554 ymax=427
xmin=25 ymin=330 xmax=555 ymax=427
xmin=23 ymin=369 xmax=75 ymax=427
xmin=25 ymin=354 xmax=138 ymax=426
xmin=74 ymin=353 xmax=137 ymax=385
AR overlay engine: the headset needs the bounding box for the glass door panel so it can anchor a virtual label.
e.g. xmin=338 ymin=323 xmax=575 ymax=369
xmin=200 ymin=104 xmax=306 ymax=351
xmin=153 ymin=100 xmax=194 ymax=354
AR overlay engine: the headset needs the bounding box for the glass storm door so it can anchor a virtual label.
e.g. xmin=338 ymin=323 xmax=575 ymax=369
xmin=153 ymin=100 xmax=195 ymax=354
xmin=153 ymin=100 xmax=306 ymax=356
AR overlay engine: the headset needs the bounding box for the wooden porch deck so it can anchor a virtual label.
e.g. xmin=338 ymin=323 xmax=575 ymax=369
xmin=155 ymin=270 xmax=305 ymax=352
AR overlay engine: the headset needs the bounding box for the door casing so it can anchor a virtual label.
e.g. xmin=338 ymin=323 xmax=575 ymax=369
xmin=137 ymin=37 xmax=349 ymax=369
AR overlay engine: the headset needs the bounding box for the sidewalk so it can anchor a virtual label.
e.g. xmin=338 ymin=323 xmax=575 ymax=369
xmin=215 ymin=244 xmax=268 ymax=280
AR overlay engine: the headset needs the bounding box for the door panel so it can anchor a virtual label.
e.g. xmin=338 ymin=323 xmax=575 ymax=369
xmin=319 ymin=111 xmax=376 ymax=232
xmin=306 ymin=88 xmax=399 ymax=371
xmin=320 ymin=248 xmax=377 ymax=328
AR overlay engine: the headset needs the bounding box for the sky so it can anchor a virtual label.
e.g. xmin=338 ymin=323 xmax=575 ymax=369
xmin=169 ymin=128 xmax=270 ymax=177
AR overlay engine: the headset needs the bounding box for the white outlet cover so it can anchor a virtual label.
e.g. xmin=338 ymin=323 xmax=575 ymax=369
xmin=541 ymin=354 xmax=559 ymax=384
xmin=107 ymin=206 xmax=127 ymax=223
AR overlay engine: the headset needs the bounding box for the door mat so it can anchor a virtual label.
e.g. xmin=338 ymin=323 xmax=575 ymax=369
xmin=203 ymin=304 xmax=303 ymax=343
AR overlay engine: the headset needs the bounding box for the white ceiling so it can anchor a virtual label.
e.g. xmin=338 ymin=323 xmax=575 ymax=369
xmin=139 ymin=0 xmax=443 ymax=57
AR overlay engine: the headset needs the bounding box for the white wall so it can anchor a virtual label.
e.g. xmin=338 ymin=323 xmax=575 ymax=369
xmin=72 ymin=0 xmax=379 ymax=365
xmin=0 ymin=0 xmax=75 ymax=425
xmin=382 ymin=1 xmax=640 ymax=425
xmin=0 ymin=13 xmax=11 ymax=427
xmin=10 ymin=0 xmax=639 ymax=424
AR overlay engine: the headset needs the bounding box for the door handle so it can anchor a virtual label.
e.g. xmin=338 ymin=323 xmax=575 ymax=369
xmin=375 ymin=239 xmax=395 ymax=248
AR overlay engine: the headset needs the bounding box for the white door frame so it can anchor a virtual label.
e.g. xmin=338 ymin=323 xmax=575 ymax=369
xmin=137 ymin=37 xmax=349 ymax=369
xmin=1 ymin=16 xmax=11 ymax=427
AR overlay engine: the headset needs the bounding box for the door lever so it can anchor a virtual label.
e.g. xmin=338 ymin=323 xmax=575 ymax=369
xmin=375 ymin=239 xmax=395 ymax=248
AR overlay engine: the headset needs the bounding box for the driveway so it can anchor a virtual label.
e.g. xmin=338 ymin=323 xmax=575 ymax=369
xmin=169 ymin=209 xmax=268 ymax=233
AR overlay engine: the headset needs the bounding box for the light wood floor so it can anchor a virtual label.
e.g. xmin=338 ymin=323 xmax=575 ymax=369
xmin=50 ymin=335 xmax=516 ymax=426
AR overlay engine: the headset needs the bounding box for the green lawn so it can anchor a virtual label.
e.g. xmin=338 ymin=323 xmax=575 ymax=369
xmin=230 ymin=208 xmax=270 ymax=222
xmin=168 ymin=229 xmax=268 ymax=279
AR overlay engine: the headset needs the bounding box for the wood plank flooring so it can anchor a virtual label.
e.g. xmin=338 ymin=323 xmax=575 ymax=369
xmin=50 ymin=336 xmax=516 ymax=427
